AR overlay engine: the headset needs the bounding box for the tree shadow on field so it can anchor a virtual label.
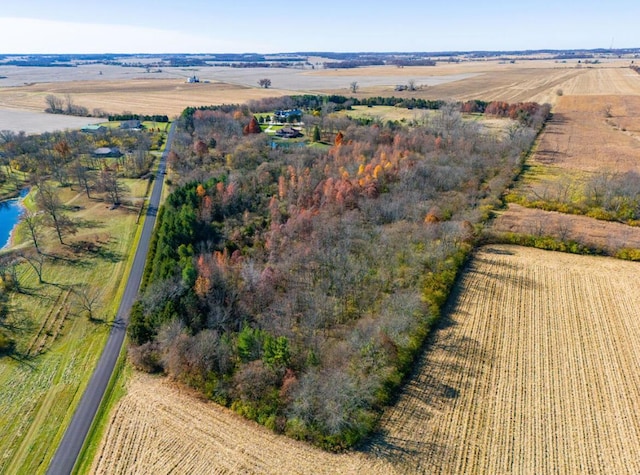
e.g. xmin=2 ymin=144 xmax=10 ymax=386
xmin=73 ymin=217 xmax=104 ymax=229
xmin=470 ymin=252 xmax=538 ymax=292
xmin=546 ymin=112 xmax=568 ymax=127
xmin=68 ymin=240 xmax=123 ymax=263
xmin=359 ymin=269 xmax=493 ymax=469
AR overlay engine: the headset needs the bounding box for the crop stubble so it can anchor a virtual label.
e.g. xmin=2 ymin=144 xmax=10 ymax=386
xmin=91 ymin=373 xmax=394 ymax=475
xmin=93 ymin=245 xmax=640 ymax=474
xmin=368 ymin=245 xmax=640 ymax=473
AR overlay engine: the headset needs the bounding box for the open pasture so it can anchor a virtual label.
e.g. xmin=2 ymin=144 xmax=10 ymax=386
xmin=0 ymin=179 xmax=149 ymax=474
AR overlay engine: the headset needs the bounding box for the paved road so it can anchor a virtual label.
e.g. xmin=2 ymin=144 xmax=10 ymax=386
xmin=47 ymin=123 xmax=176 ymax=475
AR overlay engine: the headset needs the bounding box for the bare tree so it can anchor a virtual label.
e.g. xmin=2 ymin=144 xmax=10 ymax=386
xmin=70 ymin=158 xmax=94 ymax=198
xmin=258 ymin=78 xmax=272 ymax=89
xmin=407 ymin=79 xmax=416 ymax=91
xmin=35 ymin=180 xmax=70 ymax=244
xmin=72 ymin=285 xmax=102 ymax=320
xmin=22 ymin=209 xmax=43 ymax=253
xmin=44 ymin=94 xmax=64 ymax=113
xmin=18 ymin=250 xmax=45 ymax=284
xmin=98 ymin=168 xmax=127 ymax=205
xmin=350 ymin=81 xmax=359 ymax=93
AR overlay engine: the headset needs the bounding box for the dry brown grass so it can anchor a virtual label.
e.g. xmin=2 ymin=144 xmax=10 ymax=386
xmin=366 ymin=245 xmax=640 ymax=474
xmin=534 ymin=94 xmax=640 ymax=173
xmin=93 ymin=245 xmax=640 ymax=474
xmin=490 ymin=67 xmax=640 ymax=246
xmin=0 ymin=79 xmax=289 ymax=117
xmin=492 ymin=203 xmax=640 ymax=252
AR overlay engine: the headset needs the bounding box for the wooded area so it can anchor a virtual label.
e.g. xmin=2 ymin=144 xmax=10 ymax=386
xmin=128 ymin=96 xmax=549 ymax=449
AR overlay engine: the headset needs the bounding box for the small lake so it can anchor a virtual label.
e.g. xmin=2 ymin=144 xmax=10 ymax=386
xmin=0 ymin=191 xmax=27 ymax=249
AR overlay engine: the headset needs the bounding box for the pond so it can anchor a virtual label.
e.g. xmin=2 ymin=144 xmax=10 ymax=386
xmin=0 ymin=190 xmax=27 ymax=249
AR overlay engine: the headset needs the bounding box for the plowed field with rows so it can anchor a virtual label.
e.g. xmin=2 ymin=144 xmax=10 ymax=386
xmin=93 ymin=245 xmax=640 ymax=474
xmin=368 ymin=244 xmax=640 ymax=473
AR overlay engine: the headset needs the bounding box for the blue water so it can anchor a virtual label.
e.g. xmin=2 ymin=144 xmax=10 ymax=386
xmin=0 ymin=191 xmax=27 ymax=249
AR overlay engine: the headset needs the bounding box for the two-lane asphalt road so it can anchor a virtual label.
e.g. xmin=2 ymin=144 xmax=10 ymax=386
xmin=47 ymin=123 xmax=176 ymax=475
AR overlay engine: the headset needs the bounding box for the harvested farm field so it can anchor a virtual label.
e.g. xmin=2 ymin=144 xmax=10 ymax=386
xmin=0 ymin=107 xmax=103 ymax=134
xmin=367 ymin=245 xmax=640 ymax=474
xmin=533 ymin=94 xmax=640 ymax=173
xmin=0 ymin=78 xmax=290 ymax=118
xmin=0 ymin=60 xmax=633 ymax=121
xmin=92 ymin=245 xmax=640 ymax=474
xmin=90 ymin=372 xmax=395 ymax=475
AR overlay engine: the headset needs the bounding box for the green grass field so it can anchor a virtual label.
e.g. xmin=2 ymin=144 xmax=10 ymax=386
xmin=0 ymin=175 xmax=152 ymax=474
xmin=338 ymin=105 xmax=434 ymax=122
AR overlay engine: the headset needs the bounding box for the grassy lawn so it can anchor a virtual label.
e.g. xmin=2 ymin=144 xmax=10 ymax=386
xmin=0 ymin=170 xmax=29 ymax=200
xmin=337 ymin=105 xmax=431 ymax=122
xmin=0 ymin=175 xmax=152 ymax=474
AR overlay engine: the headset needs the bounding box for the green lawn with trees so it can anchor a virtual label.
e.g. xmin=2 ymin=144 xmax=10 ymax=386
xmin=0 ymin=122 xmax=169 ymax=473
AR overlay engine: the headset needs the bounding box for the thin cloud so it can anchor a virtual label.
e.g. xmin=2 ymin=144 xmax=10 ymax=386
xmin=0 ymin=17 xmax=258 ymax=54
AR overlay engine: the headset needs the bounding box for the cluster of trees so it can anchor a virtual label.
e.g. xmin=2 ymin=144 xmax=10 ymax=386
xmin=0 ymin=127 xmax=154 ymax=244
xmin=323 ymin=59 xmax=385 ymax=69
xmin=391 ymin=59 xmax=436 ymax=67
xmin=129 ymin=96 xmax=546 ymax=449
xmin=0 ymin=128 xmax=153 ymax=179
xmin=108 ymin=114 xmax=169 ymax=123
xmin=242 ymin=94 xmax=551 ymax=128
xmin=45 ymin=94 xmax=90 ymax=117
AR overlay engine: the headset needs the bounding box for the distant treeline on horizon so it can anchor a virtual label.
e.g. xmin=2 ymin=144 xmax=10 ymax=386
xmin=1 ymin=48 xmax=638 ymax=69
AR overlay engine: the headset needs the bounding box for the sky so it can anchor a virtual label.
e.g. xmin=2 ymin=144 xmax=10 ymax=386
xmin=0 ymin=1 xmax=638 ymax=54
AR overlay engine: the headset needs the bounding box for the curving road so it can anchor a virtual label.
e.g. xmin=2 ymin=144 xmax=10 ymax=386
xmin=47 ymin=123 xmax=176 ymax=475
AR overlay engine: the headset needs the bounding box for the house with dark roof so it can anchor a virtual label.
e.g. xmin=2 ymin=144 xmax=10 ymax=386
xmin=273 ymin=109 xmax=303 ymax=123
xmin=120 ymin=119 xmax=142 ymax=130
xmin=275 ymin=127 xmax=303 ymax=139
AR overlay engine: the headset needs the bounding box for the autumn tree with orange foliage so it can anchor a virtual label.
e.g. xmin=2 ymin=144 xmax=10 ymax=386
xmin=243 ymin=116 xmax=262 ymax=135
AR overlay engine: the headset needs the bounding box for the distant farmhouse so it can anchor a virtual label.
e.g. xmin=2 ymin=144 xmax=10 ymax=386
xmin=275 ymin=126 xmax=303 ymax=139
xmin=273 ymin=109 xmax=303 ymax=123
xmin=187 ymin=75 xmax=200 ymax=83
xmin=81 ymin=124 xmax=107 ymax=133
xmin=120 ymin=119 xmax=142 ymax=130
xmin=93 ymin=147 xmax=123 ymax=158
